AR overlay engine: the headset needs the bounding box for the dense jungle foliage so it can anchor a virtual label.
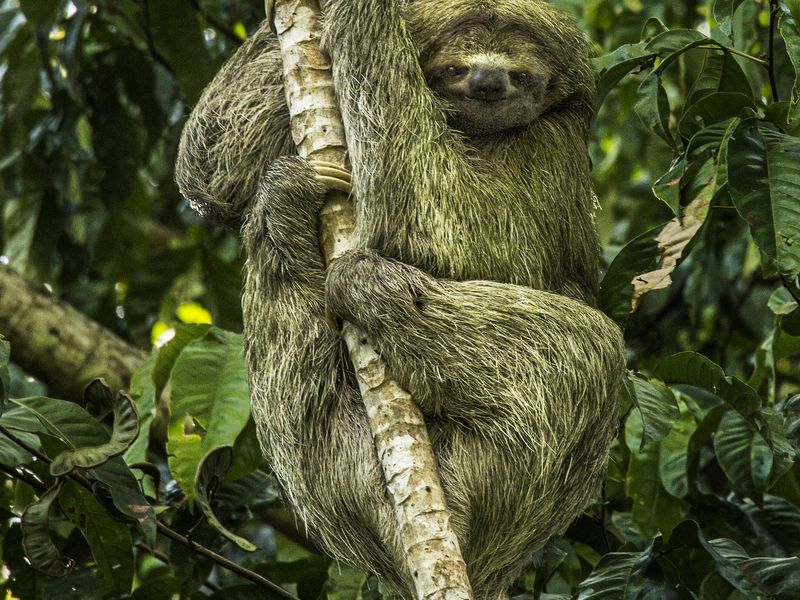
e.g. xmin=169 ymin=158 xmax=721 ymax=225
xmin=1 ymin=0 xmax=800 ymax=598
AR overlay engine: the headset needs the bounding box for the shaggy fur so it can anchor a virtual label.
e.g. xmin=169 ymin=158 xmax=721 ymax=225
xmin=175 ymin=1 xmax=626 ymax=597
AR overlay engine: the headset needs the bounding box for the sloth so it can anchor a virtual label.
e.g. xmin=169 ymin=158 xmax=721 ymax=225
xmin=175 ymin=0 xmax=626 ymax=597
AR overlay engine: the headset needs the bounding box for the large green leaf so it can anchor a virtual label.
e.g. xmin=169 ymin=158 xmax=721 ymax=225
xmin=145 ymin=0 xmax=214 ymax=105
xmin=576 ymin=535 xmax=666 ymax=599
xmin=625 ymin=412 xmax=689 ymax=539
xmin=600 ymin=224 xmax=664 ymax=326
xmin=1 ymin=396 xmax=156 ymax=543
xmin=593 ymin=44 xmax=655 ymax=107
xmin=21 ymin=483 xmax=74 ymax=577
xmin=714 ymin=409 xmax=771 ymax=501
xmin=713 ymin=0 xmax=746 ymax=37
xmin=727 ymin=120 xmax=800 ymax=277
xmin=779 ymin=5 xmax=800 ymax=120
xmin=635 ymin=72 xmax=675 ymax=149
xmin=166 ymin=328 xmax=250 ymax=503
xmin=655 ymin=352 xmax=762 ymax=417
xmin=700 ymin=534 xmax=800 ymax=599
xmin=622 ymin=373 xmax=680 ymax=447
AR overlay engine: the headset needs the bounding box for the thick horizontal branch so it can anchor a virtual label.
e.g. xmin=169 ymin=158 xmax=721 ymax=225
xmin=0 ymin=265 xmax=146 ymax=401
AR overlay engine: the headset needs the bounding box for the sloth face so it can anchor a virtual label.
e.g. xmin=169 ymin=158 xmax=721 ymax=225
xmin=422 ymin=27 xmax=559 ymax=137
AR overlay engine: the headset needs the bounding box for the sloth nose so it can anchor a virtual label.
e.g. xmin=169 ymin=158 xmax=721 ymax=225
xmin=468 ymin=67 xmax=508 ymax=101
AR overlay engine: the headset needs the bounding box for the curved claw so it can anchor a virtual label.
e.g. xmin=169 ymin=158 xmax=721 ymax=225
xmin=310 ymin=160 xmax=353 ymax=195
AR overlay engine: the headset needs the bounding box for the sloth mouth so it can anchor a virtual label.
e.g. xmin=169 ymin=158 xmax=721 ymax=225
xmin=463 ymin=95 xmax=515 ymax=104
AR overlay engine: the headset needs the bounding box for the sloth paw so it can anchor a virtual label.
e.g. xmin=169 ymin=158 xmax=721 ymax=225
xmin=325 ymin=250 xmax=430 ymax=327
xmin=310 ymin=160 xmax=352 ymax=195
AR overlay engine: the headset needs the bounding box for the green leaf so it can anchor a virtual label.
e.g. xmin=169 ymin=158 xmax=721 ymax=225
xmin=779 ymin=6 xmax=800 ymax=120
xmin=593 ymin=44 xmax=655 ymax=107
xmin=636 ymin=72 xmax=675 ymax=149
xmin=734 ymin=495 xmax=800 ymax=557
xmin=679 ymin=92 xmax=754 ymax=140
xmin=153 ymin=323 xmax=212 ymax=400
xmin=124 ymin=353 xmax=158 ymax=465
xmin=21 ymin=483 xmax=75 ymax=577
xmin=655 ymin=352 xmax=762 ymax=416
xmin=58 ymin=481 xmax=134 ymax=596
xmin=0 ymin=336 xmax=9 ymax=410
xmin=194 ymin=446 xmax=257 ymax=552
xmin=727 ymin=119 xmax=800 ymax=277
xmin=576 ymin=535 xmax=666 ymax=599
xmin=713 ymin=0 xmax=746 ymax=37
xmin=1 ymin=397 xmax=156 ymax=544
xmin=644 ymin=29 xmax=709 ymax=58
xmin=700 ymin=534 xmax=800 ymax=599
xmin=658 ymin=407 xmax=697 ymax=499
xmin=145 ymin=0 xmax=214 ymax=105
xmin=600 ymin=224 xmax=664 ymax=326
xmin=686 ymin=49 xmax=753 ymax=106
xmin=625 ymin=411 xmax=689 ymax=539
xmin=714 ymin=409 xmax=771 ymax=501
xmin=166 ymin=329 xmax=250 ymax=504
xmin=622 ymin=373 xmax=680 ymax=447
xmin=18 ymin=0 xmax=62 ymax=29
xmin=327 ymin=563 xmax=368 ymax=600
xmin=0 ymin=428 xmax=38 ymax=467
xmin=50 ymin=391 xmax=140 ymax=476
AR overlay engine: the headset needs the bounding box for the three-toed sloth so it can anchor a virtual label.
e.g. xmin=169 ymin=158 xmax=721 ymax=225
xmin=176 ymin=0 xmax=625 ymax=597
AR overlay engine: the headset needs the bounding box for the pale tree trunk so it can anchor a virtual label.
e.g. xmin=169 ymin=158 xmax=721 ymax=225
xmin=268 ymin=1 xmax=474 ymax=597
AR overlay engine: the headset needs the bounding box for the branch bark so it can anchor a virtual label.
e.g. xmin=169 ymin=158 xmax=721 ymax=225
xmin=268 ymin=1 xmax=474 ymax=597
xmin=0 ymin=264 xmax=146 ymax=402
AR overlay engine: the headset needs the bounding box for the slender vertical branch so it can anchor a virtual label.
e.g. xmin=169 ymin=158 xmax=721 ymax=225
xmin=268 ymin=1 xmax=474 ymax=597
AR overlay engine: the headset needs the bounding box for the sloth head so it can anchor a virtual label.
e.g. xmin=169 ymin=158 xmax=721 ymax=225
xmin=407 ymin=0 xmax=595 ymax=137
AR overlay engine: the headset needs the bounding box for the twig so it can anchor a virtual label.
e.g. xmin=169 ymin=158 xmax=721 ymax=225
xmin=781 ymin=275 xmax=800 ymax=306
xmin=0 ymin=425 xmax=299 ymax=600
xmin=0 ymin=464 xmax=47 ymax=492
xmin=768 ymin=0 xmax=781 ymax=102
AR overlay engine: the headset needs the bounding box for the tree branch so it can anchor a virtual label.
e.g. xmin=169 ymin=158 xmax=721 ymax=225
xmin=0 ymin=265 xmax=146 ymax=402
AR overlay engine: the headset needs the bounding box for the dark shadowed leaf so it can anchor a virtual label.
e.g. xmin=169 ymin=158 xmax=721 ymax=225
xmin=593 ymin=44 xmax=655 ymax=107
xmin=195 ymin=446 xmax=257 ymax=552
xmin=727 ymin=119 xmax=800 ymax=278
xmin=700 ymin=534 xmax=800 ymax=599
xmin=622 ymin=373 xmax=680 ymax=446
xmin=21 ymin=483 xmax=74 ymax=577
xmin=713 ymin=0 xmax=746 ymax=37
xmin=625 ymin=412 xmax=689 ymax=539
xmin=0 ymin=336 xmax=9 ymax=410
xmin=600 ymin=225 xmax=664 ymax=326
xmin=714 ymin=409 xmax=771 ymax=501
xmin=576 ymin=535 xmax=666 ymax=599
xmin=636 ymin=73 xmax=674 ymax=149
xmin=655 ymin=352 xmax=762 ymax=416
xmin=58 ymin=481 xmax=134 ymax=596
xmin=50 ymin=391 xmax=140 ymax=476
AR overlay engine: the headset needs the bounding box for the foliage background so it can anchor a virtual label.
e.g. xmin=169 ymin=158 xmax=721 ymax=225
xmin=1 ymin=0 xmax=800 ymax=598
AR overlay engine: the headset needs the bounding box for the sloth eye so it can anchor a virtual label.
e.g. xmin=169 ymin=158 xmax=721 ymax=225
xmin=445 ymin=65 xmax=467 ymax=78
xmin=510 ymin=71 xmax=532 ymax=84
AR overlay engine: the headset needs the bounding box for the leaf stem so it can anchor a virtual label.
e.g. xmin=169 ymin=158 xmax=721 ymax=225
xmin=0 ymin=425 xmax=299 ymax=600
xmin=695 ymin=45 xmax=769 ymax=67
